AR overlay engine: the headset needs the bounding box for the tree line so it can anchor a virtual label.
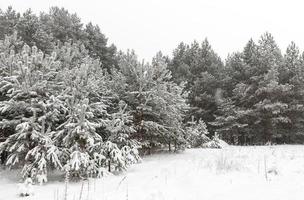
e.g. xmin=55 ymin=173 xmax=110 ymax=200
xmin=168 ymin=34 xmax=304 ymax=145
xmin=0 ymin=6 xmax=303 ymax=180
xmin=0 ymin=7 xmax=207 ymax=180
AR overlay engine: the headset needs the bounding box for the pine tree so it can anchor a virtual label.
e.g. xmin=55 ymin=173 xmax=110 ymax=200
xmin=281 ymin=43 xmax=304 ymax=142
xmin=0 ymin=34 xmax=129 ymax=180
xmin=169 ymin=39 xmax=223 ymax=133
xmin=210 ymin=99 xmax=249 ymax=144
xmin=16 ymin=9 xmax=54 ymax=53
xmin=40 ymin=7 xmax=84 ymax=43
xmin=253 ymin=65 xmax=292 ymax=143
xmin=212 ymin=33 xmax=293 ymax=144
xmin=53 ymin=97 xmax=104 ymax=178
xmin=169 ymin=42 xmax=191 ymax=85
xmin=115 ymin=50 xmax=188 ymax=152
xmin=84 ymin=23 xmax=117 ymax=71
xmin=0 ymin=39 xmax=62 ymax=179
xmin=0 ymin=7 xmax=20 ymax=39
xmin=243 ymin=38 xmax=258 ymax=67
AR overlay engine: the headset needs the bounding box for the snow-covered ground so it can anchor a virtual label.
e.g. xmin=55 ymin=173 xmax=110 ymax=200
xmin=1 ymin=145 xmax=304 ymax=200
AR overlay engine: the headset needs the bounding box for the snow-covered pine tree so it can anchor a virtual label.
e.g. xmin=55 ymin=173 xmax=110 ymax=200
xmin=210 ymin=98 xmax=249 ymax=144
xmin=281 ymin=43 xmax=304 ymax=143
xmin=49 ymin=47 xmax=109 ymax=178
xmin=107 ymin=101 xmax=135 ymax=146
xmin=213 ymin=33 xmax=293 ymax=144
xmin=53 ymin=97 xmax=103 ymax=178
xmin=245 ymin=33 xmax=289 ymax=143
xmin=16 ymin=9 xmax=54 ymax=53
xmin=49 ymin=41 xmax=138 ymax=177
xmin=107 ymin=100 xmax=140 ymax=166
xmin=169 ymin=39 xmax=223 ymax=135
xmin=0 ymin=35 xmax=62 ymax=180
xmin=116 ymin=50 xmax=188 ymax=153
xmin=151 ymin=52 xmax=189 ymax=151
xmin=2 ymin=111 xmax=61 ymax=179
xmin=254 ymin=65 xmax=292 ymax=143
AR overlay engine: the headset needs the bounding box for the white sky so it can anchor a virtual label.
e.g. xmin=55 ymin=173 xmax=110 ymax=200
xmin=1 ymin=0 xmax=304 ymax=61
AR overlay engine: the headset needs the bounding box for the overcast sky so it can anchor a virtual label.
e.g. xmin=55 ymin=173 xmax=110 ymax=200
xmin=1 ymin=0 xmax=304 ymax=61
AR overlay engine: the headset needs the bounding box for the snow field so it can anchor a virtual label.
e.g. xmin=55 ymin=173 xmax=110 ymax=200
xmin=1 ymin=145 xmax=304 ymax=200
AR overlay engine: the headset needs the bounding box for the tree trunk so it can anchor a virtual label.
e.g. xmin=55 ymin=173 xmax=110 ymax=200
xmin=264 ymin=118 xmax=272 ymax=144
xmin=168 ymin=142 xmax=171 ymax=152
xmin=108 ymin=160 xmax=111 ymax=172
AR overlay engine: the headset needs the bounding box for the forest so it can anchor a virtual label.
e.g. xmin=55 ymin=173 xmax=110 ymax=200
xmin=1 ymin=6 xmax=304 ymax=181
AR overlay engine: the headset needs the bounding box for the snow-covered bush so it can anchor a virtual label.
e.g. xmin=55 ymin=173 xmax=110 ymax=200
xmin=103 ymin=141 xmax=125 ymax=172
xmin=121 ymin=145 xmax=141 ymax=165
xmin=201 ymin=133 xmax=229 ymax=149
xmin=186 ymin=118 xmax=211 ymax=148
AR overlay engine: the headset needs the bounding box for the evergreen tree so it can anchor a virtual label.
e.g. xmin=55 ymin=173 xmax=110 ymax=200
xmin=0 ymin=6 xmax=118 ymax=72
xmin=0 ymin=39 xmax=62 ymax=179
xmin=40 ymin=7 xmax=84 ymax=43
xmin=210 ymin=99 xmax=249 ymax=144
xmin=16 ymin=9 xmax=54 ymax=53
xmin=84 ymin=23 xmax=117 ymax=71
xmin=281 ymin=43 xmax=304 ymax=142
xmin=212 ymin=33 xmax=295 ymax=144
xmin=169 ymin=39 xmax=223 ymax=132
xmin=253 ymin=65 xmax=292 ymax=143
xmin=0 ymin=7 xmax=20 ymax=39
xmin=0 ymin=33 xmax=137 ymax=180
xmin=115 ymin=50 xmax=188 ymax=151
